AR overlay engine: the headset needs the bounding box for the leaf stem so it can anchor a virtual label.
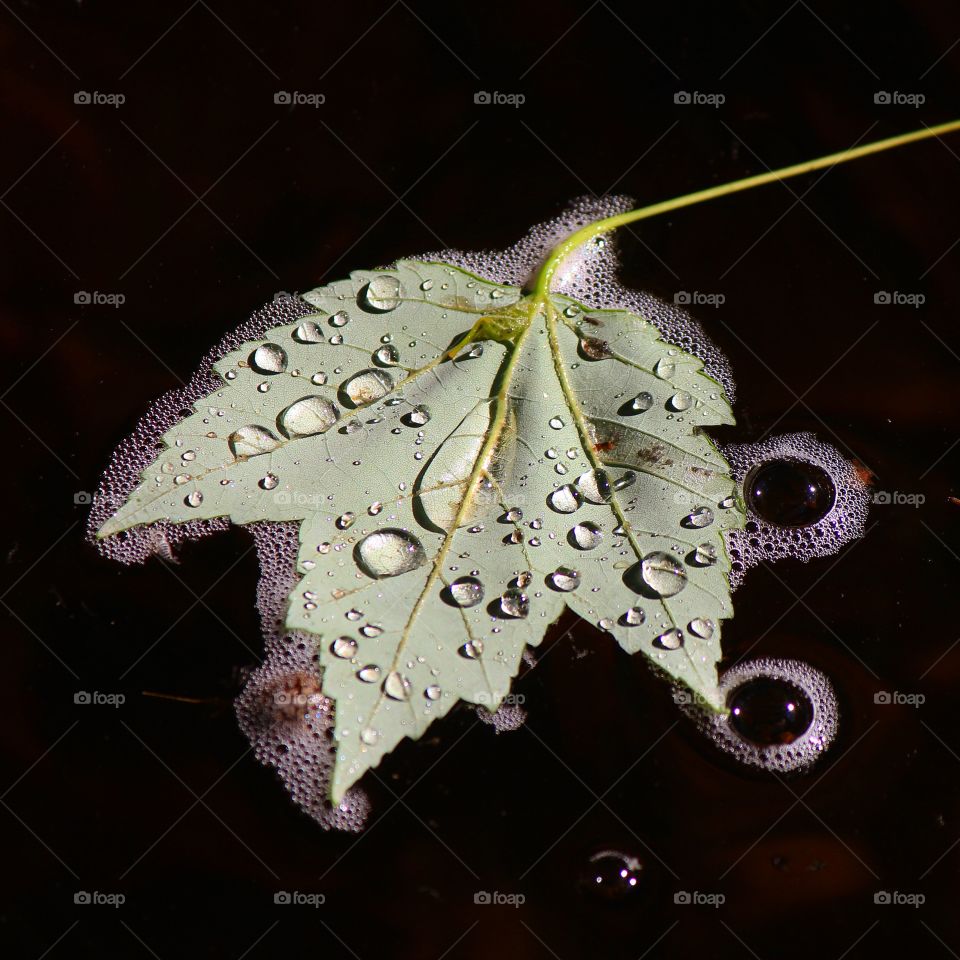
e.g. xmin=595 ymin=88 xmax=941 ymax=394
xmin=532 ymin=119 xmax=960 ymax=298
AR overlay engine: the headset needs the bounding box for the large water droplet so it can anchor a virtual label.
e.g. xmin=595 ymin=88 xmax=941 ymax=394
xmin=278 ymin=396 xmax=340 ymax=438
xmin=570 ymin=521 xmax=602 ymax=550
xmin=549 ymin=566 xmax=581 ymax=592
xmin=549 ymin=484 xmax=582 ymax=514
xmin=577 ymin=469 xmax=612 ymax=504
xmin=355 ymin=528 xmax=427 ymax=578
xmin=228 ymin=424 xmax=281 ymax=458
xmin=640 ymin=551 xmax=687 ymax=596
xmin=342 ymin=369 xmax=394 ymax=406
xmin=445 ymin=576 xmax=485 ymax=608
xmin=363 ymin=275 xmax=403 ymax=311
xmin=746 ymin=459 xmax=836 ymax=526
xmin=250 ymin=343 xmax=287 ymax=374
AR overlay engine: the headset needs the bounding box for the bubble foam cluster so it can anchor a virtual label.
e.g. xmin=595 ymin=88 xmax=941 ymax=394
xmin=681 ymin=658 xmax=839 ymax=773
xmin=721 ymin=432 xmax=871 ymax=589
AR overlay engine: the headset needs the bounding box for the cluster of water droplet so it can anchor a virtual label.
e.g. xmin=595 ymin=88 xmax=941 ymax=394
xmin=721 ymin=432 xmax=871 ymax=589
xmin=681 ymin=658 xmax=838 ymax=773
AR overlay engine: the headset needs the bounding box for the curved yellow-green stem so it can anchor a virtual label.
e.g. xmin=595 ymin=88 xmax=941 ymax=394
xmin=532 ymin=119 xmax=960 ymax=299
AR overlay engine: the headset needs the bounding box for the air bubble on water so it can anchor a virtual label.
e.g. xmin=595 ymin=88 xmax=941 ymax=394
xmin=363 ymin=275 xmax=403 ymax=311
xmin=342 ymin=369 xmax=394 ymax=406
xmin=639 ymin=551 xmax=687 ymax=597
xmin=722 ymin=433 xmax=870 ymax=590
xmin=293 ymin=319 xmax=325 ymax=343
xmin=570 ymin=521 xmax=602 ymax=550
xmin=445 ymin=576 xmax=485 ymax=607
xmin=549 ymin=484 xmax=582 ymax=514
xmin=250 ymin=342 xmax=288 ymax=374
xmin=229 ymin=424 xmax=282 ymax=458
xmin=355 ymin=528 xmax=427 ymax=578
xmin=278 ymin=396 xmax=340 ymax=438
xmin=681 ymin=658 xmax=839 ymax=774
xmin=549 ymin=566 xmax=581 ymax=592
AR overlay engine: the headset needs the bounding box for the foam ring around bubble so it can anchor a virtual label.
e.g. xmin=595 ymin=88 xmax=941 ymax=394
xmin=684 ymin=658 xmax=838 ymax=773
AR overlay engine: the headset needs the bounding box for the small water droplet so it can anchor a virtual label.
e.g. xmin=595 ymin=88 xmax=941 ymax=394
xmin=424 ymin=684 xmax=442 ymax=701
xmin=328 ymin=333 xmax=344 ymax=345
xmin=577 ymin=470 xmax=613 ymax=504
xmin=250 ymin=343 xmax=288 ymax=375
xmin=328 ymin=310 xmax=349 ymax=327
xmin=332 ymin=637 xmax=358 ymax=658
xmin=358 ymin=665 xmax=381 ymax=683
xmin=694 ymin=543 xmax=718 ymax=566
xmin=336 ymin=512 xmax=356 ymax=529
xmin=355 ymin=528 xmax=427 ymax=578
xmin=669 ymin=391 xmax=692 ymax=411
xmin=504 ymin=507 xmax=523 ymax=522
xmin=549 ymin=567 xmax=581 ymax=592
xmin=500 ymin=588 xmax=529 ymax=618
xmin=310 ymin=371 xmax=328 ymax=386
xmin=360 ymin=727 xmax=379 ymax=745
xmin=460 ymin=639 xmax=484 ymax=659
xmin=685 ymin=506 xmax=715 ymax=528
xmin=549 ymin=416 xmax=565 ymax=430
xmin=359 ymin=623 xmax=383 ymax=638
xmin=570 ymin=521 xmax=603 ymax=550
xmin=420 ymin=278 xmax=434 ymax=291
xmin=403 ymin=404 xmax=431 ymax=427
xmin=259 ymin=474 xmax=279 ymax=490
xmin=184 ymin=490 xmax=203 ymax=508
xmin=346 ymin=608 xmax=363 ymax=621
xmin=597 ymin=617 xmax=614 ymax=631
xmin=383 ymin=671 xmax=411 ymax=700
xmin=688 ymin=617 xmax=715 ymax=639
xmin=446 ymin=576 xmax=485 ymax=608
xmin=515 ymin=571 xmax=533 ymax=588
xmin=654 ymin=357 xmax=675 ymax=379
xmin=613 ymin=471 xmax=636 ymax=492
xmin=654 ymin=629 xmax=684 ymax=650
xmin=363 ymin=275 xmax=404 ymax=311
xmin=627 ymin=391 xmax=654 ymax=413
xmin=373 ymin=344 xmax=400 ymax=366
xmin=622 ymin=606 xmax=645 ymax=626
xmin=293 ymin=319 xmax=325 ymax=343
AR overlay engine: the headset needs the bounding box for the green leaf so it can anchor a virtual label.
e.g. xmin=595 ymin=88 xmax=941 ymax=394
xmin=99 ymin=259 xmax=744 ymax=803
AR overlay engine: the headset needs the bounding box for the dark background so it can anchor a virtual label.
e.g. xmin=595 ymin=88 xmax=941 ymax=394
xmin=3 ymin=1 xmax=960 ymax=957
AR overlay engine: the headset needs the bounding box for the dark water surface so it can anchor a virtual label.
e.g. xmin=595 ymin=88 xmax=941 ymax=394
xmin=2 ymin=2 xmax=959 ymax=956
